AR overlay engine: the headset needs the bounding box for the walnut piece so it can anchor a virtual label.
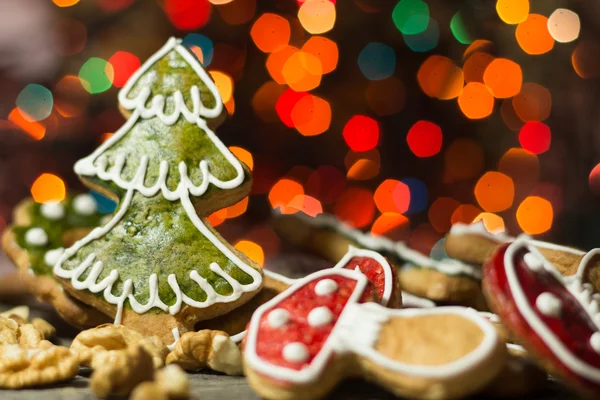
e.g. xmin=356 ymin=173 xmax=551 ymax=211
xmin=90 ymin=344 xmax=154 ymax=398
xmin=130 ymin=365 xmax=190 ymax=400
xmin=0 ymin=344 xmax=79 ymax=389
xmin=131 ymin=382 xmax=169 ymax=400
xmin=32 ymin=318 xmax=55 ymax=339
xmin=18 ymin=324 xmax=42 ymax=348
xmin=71 ymin=324 xmax=167 ymax=368
xmin=0 ymin=317 xmax=19 ymax=345
xmin=0 ymin=306 xmax=30 ymax=321
xmin=166 ymin=330 xmax=242 ymax=375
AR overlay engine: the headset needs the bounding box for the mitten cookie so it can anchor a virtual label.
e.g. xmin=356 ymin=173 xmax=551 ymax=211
xmin=272 ymin=213 xmax=485 ymax=309
xmin=53 ymin=38 xmax=263 ymax=344
xmin=2 ymin=194 xmax=110 ymax=328
xmin=483 ymin=239 xmax=600 ymax=398
xmin=243 ymin=268 xmax=505 ymax=400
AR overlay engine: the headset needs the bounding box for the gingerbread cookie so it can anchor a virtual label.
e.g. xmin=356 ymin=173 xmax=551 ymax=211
xmin=272 ymin=213 xmax=485 ymax=309
xmin=243 ymin=267 xmax=505 ymax=400
xmin=52 ymin=37 xmax=263 ymax=344
xmin=483 ymin=238 xmax=600 ymax=397
xmin=2 ymin=194 xmax=110 ymax=328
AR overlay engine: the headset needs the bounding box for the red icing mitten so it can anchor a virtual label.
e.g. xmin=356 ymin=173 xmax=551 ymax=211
xmin=244 ymin=268 xmax=505 ymax=400
xmin=483 ymin=239 xmax=600 ymax=398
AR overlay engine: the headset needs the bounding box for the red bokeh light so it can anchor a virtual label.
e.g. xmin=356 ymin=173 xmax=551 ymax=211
xmin=164 ymin=0 xmax=211 ymax=30
xmin=406 ymin=120 xmax=443 ymax=158
xmin=275 ymin=89 xmax=308 ymax=127
xmin=108 ymin=51 xmax=141 ymax=88
xmin=334 ymin=187 xmax=375 ymax=228
xmin=342 ymin=115 xmax=380 ymax=152
xmin=519 ymin=121 xmax=551 ymax=154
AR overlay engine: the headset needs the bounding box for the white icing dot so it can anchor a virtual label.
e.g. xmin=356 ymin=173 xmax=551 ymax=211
xmin=314 ymin=279 xmax=338 ymax=296
xmin=73 ymin=194 xmax=97 ymax=216
xmin=44 ymin=248 xmax=64 ymax=267
xmin=307 ymin=306 xmax=334 ymax=327
xmin=536 ymin=292 xmax=562 ymax=317
xmin=282 ymin=342 xmax=309 ymax=364
xmin=591 ymin=332 xmax=600 ymax=353
xmin=524 ymin=253 xmax=543 ymax=271
xmin=40 ymin=201 xmax=65 ymax=221
xmin=267 ymin=309 xmax=289 ymax=328
xmin=25 ymin=228 xmax=48 ymax=247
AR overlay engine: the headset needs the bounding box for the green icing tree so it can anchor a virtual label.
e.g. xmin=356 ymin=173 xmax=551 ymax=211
xmin=54 ymin=38 xmax=263 ymax=337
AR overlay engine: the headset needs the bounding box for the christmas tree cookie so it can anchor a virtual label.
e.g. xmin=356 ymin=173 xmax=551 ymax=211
xmin=2 ymin=194 xmax=110 ymax=328
xmin=53 ymin=38 xmax=263 ymax=344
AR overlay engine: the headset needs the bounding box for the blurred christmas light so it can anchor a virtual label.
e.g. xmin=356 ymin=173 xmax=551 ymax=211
xmin=8 ymin=109 xmax=46 ymax=140
xmin=89 ymin=191 xmax=117 ymax=214
xmin=251 ymin=13 xmax=290 ymax=53
xmin=512 ymin=83 xmax=551 ymax=122
xmin=53 ymin=0 xmax=79 ymax=6
xmin=392 ymin=0 xmax=429 ymax=35
xmin=458 ymin=82 xmax=494 ymax=119
xmin=516 ymin=14 xmax=554 ymax=55
xmin=451 ymin=204 xmax=482 ymax=225
xmin=282 ymin=51 xmax=322 ymax=92
xmin=463 ymin=40 xmax=494 ymax=60
xmin=334 ymin=187 xmax=375 ymax=228
xmin=517 ymin=196 xmax=553 ymax=234
xmin=403 ymin=19 xmax=439 ymax=53
xmin=450 ymin=12 xmax=472 ymax=44
xmin=498 ymin=148 xmax=540 ymax=185
xmin=371 ymin=213 xmax=409 ymax=237
xmin=444 ymin=138 xmax=484 ymax=182
xmin=402 ymin=177 xmax=428 ymax=215
xmin=343 ymin=115 xmax=380 ymax=152
xmin=302 ymin=37 xmax=338 ymax=74
xmin=531 ymin=183 xmax=563 ymax=214
xmin=164 ymin=0 xmax=211 ymax=30
xmin=298 ymin=0 xmax=336 ymax=34
xmin=269 ymin=178 xmax=304 ymax=213
xmin=358 ymin=42 xmax=396 ymax=80
xmin=519 ymin=121 xmax=551 ymax=154
xmin=495 ymin=0 xmax=529 ymax=25
xmin=463 ymin=52 xmax=494 ymax=83
xmin=16 ymin=84 xmax=53 ymax=122
xmin=229 ymin=146 xmax=253 ymax=170
xmin=406 ymin=120 xmax=442 ymax=158
xmin=224 ymin=197 xmax=249 ymax=219
xmin=209 ymin=71 xmax=233 ymax=103
xmin=428 ymin=197 xmax=460 ymax=233
xmin=345 ymin=149 xmax=380 ymax=181
xmin=79 ymin=58 xmax=114 ymax=94
xmin=547 ymin=8 xmax=580 ymax=43
xmin=182 ymin=34 xmax=214 ymax=66
xmin=107 ymin=51 xmax=140 ymax=89
xmin=215 ymin=0 xmax=255 ymax=25
xmin=54 ymin=75 xmax=89 ymax=118
xmin=572 ymin=40 xmax=600 ymax=79
xmin=234 ymin=240 xmax=264 ymax=267
xmin=473 ymin=212 xmax=505 ymax=233
xmin=276 ymin=89 xmax=308 ymax=127
xmin=210 ymin=0 xmax=234 ymax=4
xmin=31 ymin=174 xmax=66 ymax=203
xmin=52 ymin=18 xmax=87 ymax=56
xmin=475 ymin=172 xmax=514 ymax=212
xmin=374 ymin=179 xmax=410 ymax=214
xmin=286 ymin=194 xmax=323 ymax=217
xmin=267 ymin=46 xmax=299 ymax=84
xmin=417 ymin=55 xmax=463 ymax=100
xmin=224 ymin=97 xmax=235 ymax=115
xmin=500 ymin=99 xmax=524 ymax=131
xmin=483 ymin=58 xmax=522 ymax=99
xmin=252 ymin=81 xmax=286 ymax=123
xmin=291 ymin=94 xmax=331 ymax=136
xmin=589 ymin=164 xmax=600 ymax=197
xmin=306 ymin=166 xmax=346 ymax=204
xmin=365 ymin=77 xmax=406 ymax=116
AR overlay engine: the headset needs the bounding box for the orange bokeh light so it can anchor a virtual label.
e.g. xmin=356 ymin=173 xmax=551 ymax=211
xmin=298 ymin=0 xmax=336 ymax=34
xmin=251 ymin=81 xmax=286 ymax=122
xmin=235 ymin=240 xmax=265 ymax=267
xmin=572 ymin=40 xmax=600 ymax=79
xmin=500 ymin=99 xmax=524 ymax=131
xmin=463 ymin=52 xmax=494 ymax=83
xmin=224 ymin=196 xmax=249 ymax=218
xmin=334 ymin=187 xmax=375 ymax=228
xmin=483 ymin=58 xmax=522 ymax=98
xmin=473 ymin=212 xmax=505 ymax=234
xmin=498 ymin=148 xmax=539 ymax=185
xmin=31 ymin=173 xmax=66 ymax=203
xmin=512 ymin=83 xmax=551 ymax=122
xmin=428 ymin=197 xmax=460 ymax=233
xmin=371 ymin=213 xmax=409 ymax=237
xmin=474 ymin=171 xmax=514 ymax=212
xmin=374 ymin=179 xmax=410 ymax=214
xmin=286 ymin=194 xmax=323 ymax=217
xmin=54 ymin=75 xmax=89 ymax=118
xmin=8 ymin=109 xmax=46 ymax=140
xmin=229 ymin=146 xmax=253 ymax=170
xmin=267 ymin=46 xmax=299 ymax=84
xmin=291 ymin=94 xmax=331 ymax=136
xmin=517 ymin=196 xmax=553 ymax=235
xmin=208 ymin=70 xmax=233 ymax=103
xmin=496 ymin=0 xmax=529 ymax=24
xmin=268 ymin=178 xmax=304 ymax=212
xmin=463 ymin=40 xmax=494 ymax=60
xmin=365 ymin=77 xmax=406 ymax=116
xmin=444 ymin=138 xmax=484 ymax=182
xmin=516 ymin=14 xmax=554 ymax=55
xmin=250 ymin=13 xmax=290 ymax=53
xmin=301 ymin=36 xmax=338 ymax=74
xmin=451 ymin=204 xmax=482 ymax=225
xmin=282 ymin=51 xmax=322 ymax=92
xmin=417 ymin=56 xmax=464 ymax=100
xmin=458 ymin=82 xmax=494 ymax=119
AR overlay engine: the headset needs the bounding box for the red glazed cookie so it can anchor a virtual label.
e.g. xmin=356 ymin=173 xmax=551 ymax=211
xmin=483 ymin=239 xmax=600 ymax=397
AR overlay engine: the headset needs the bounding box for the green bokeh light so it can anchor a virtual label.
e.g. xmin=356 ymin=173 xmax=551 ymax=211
xmin=16 ymin=84 xmax=53 ymax=121
xmin=392 ymin=0 xmax=430 ymax=35
xmin=450 ymin=12 xmax=472 ymax=45
xmin=79 ymin=57 xmax=114 ymax=94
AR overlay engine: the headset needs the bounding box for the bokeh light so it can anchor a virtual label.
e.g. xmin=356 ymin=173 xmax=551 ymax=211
xmin=107 ymin=51 xmax=140 ymax=88
xmin=417 ymin=56 xmax=463 ymax=100
xmin=512 ymin=83 xmax=551 ymax=122
xmin=428 ymin=197 xmax=460 ymax=233
xmin=268 ymin=178 xmax=304 ymax=213
xmin=229 ymin=146 xmax=253 ymax=170
xmin=282 ymin=51 xmax=322 ymax=92
xmin=463 ymin=52 xmax=494 ymax=83
xmin=450 ymin=12 xmax=472 ymax=44
xmin=225 ymin=197 xmax=249 ymax=219
xmin=334 ymin=187 xmax=375 ymax=228
xmin=276 ymin=89 xmax=308 ymax=127
xmin=251 ymin=13 xmax=290 ymax=53
xmin=31 ymin=174 xmax=66 ymax=203
xmin=343 ymin=115 xmax=380 ymax=151
xmin=53 ymin=0 xmax=79 ymax=6
xmin=403 ymin=19 xmax=439 ymax=52
xmin=267 ymin=46 xmax=298 ymax=84
xmin=8 ymin=109 xmax=46 ymax=140
xmin=444 ymin=138 xmax=484 ymax=182
xmin=302 ymin=36 xmax=338 ymax=74
xmin=464 ymin=40 xmax=494 ymax=60
xmin=402 ymin=177 xmax=428 ymax=215
xmin=517 ymin=196 xmax=553 ymax=235
xmin=451 ymin=204 xmax=482 ymax=225
xmin=473 ymin=212 xmax=505 ymax=233
xmin=483 ymin=58 xmax=522 ymax=98
xmin=164 ymin=0 xmax=211 ymax=30
xmin=458 ymin=82 xmax=494 ymax=119
xmin=183 ymin=33 xmax=214 ymax=66
xmin=392 ymin=0 xmax=429 ymax=35
xmin=531 ymin=182 xmax=563 ymax=214
xmin=286 ymin=194 xmax=323 ymax=217
xmin=406 ymin=120 xmax=442 ymax=158
xmin=371 ymin=213 xmax=409 ymax=237
xmin=209 ymin=71 xmax=233 ymax=103
xmin=298 ymin=0 xmax=336 ymax=34
xmin=358 ymin=42 xmax=396 ymax=81
xmin=54 ymin=75 xmax=89 ymax=118
xmin=496 ymin=0 xmax=529 ymax=24
xmin=346 ymin=150 xmax=380 ymax=181
xmin=498 ymin=148 xmax=540 ymax=184
xmin=16 ymin=84 xmax=53 ymax=122
xmin=291 ymin=94 xmax=332 ymax=136
xmin=519 ymin=121 xmax=551 ymax=154
xmin=475 ymin=171 xmax=514 ymax=212
xmin=572 ymin=40 xmax=600 ymax=79
xmin=500 ymin=99 xmax=524 ymax=131
xmin=79 ymin=57 xmax=114 ymax=94
xmin=516 ymin=14 xmax=554 ymax=55
xmin=547 ymin=8 xmax=580 ymax=43
xmin=374 ymin=179 xmax=410 ymax=214
xmin=234 ymin=240 xmax=265 ymax=267
xmin=589 ymin=164 xmax=600 ymax=197
xmin=365 ymin=77 xmax=406 ymax=116
xmin=252 ymin=81 xmax=286 ymax=122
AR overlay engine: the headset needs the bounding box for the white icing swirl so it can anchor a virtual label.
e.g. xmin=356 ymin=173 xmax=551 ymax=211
xmin=25 ymin=228 xmax=48 ymax=247
xmin=523 ymin=252 xmax=543 ymax=271
xmin=307 ymin=306 xmax=334 ymax=327
xmin=40 ymin=201 xmax=65 ymax=221
xmin=44 ymin=248 xmax=64 ymax=267
xmin=314 ymin=279 xmax=338 ymax=296
xmin=267 ymin=309 xmax=290 ymax=328
xmin=536 ymin=292 xmax=562 ymax=317
xmin=282 ymin=342 xmax=309 ymax=364
xmin=73 ymin=194 xmax=97 ymax=216
xmin=591 ymin=332 xmax=600 ymax=354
